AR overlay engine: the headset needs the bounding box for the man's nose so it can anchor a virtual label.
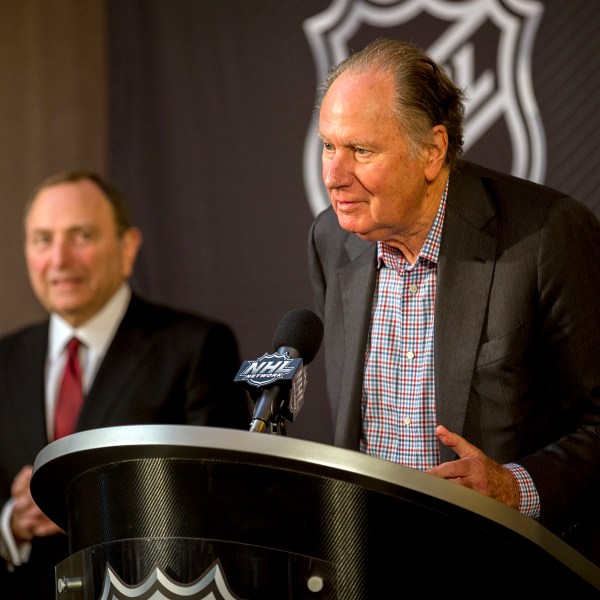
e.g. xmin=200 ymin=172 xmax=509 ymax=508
xmin=49 ymin=239 xmax=71 ymax=265
xmin=323 ymin=153 xmax=353 ymax=189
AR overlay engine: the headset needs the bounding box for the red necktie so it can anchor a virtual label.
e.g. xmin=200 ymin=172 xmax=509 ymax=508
xmin=54 ymin=337 xmax=84 ymax=440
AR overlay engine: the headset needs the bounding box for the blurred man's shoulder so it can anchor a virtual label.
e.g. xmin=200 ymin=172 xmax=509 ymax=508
xmin=127 ymin=294 xmax=234 ymax=337
xmin=0 ymin=320 xmax=47 ymax=349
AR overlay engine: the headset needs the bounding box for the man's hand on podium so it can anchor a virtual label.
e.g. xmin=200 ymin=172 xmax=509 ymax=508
xmin=426 ymin=425 xmax=520 ymax=510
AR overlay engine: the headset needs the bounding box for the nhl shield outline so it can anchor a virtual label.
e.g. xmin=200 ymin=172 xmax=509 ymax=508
xmin=98 ymin=559 xmax=245 ymax=600
xmin=303 ymin=0 xmax=546 ymax=217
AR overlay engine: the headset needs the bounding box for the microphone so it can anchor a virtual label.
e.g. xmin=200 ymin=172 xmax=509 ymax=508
xmin=235 ymin=309 xmax=324 ymax=433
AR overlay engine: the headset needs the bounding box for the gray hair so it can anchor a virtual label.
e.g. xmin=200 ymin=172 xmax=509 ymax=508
xmin=318 ymin=38 xmax=466 ymax=167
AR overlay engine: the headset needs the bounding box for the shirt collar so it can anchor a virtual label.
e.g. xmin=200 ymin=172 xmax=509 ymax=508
xmin=49 ymin=283 xmax=132 ymax=360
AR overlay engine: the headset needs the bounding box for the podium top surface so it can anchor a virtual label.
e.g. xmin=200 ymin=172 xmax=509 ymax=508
xmin=31 ymin=424 xmax=600 ymax=589
xmin=32 ymin=424 xmax=499 ymax=520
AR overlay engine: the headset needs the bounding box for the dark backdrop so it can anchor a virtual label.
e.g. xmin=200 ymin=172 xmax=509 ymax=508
xmin=105 ymin=0 xmax=600 ymax=444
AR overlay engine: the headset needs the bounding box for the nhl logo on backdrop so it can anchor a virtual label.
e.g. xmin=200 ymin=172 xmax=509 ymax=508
xmin=302 ymin=0 xmax=547 ymax=217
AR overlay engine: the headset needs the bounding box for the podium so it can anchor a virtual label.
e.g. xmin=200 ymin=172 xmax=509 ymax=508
xmin=31 ymin=425 xmax=600 ymax=598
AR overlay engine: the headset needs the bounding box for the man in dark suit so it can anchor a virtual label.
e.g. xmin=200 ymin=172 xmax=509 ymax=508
xmin=0 ymin=170 xmax=251 ymax=598
xmin=308 ymin=39 xmax=600 ymax=564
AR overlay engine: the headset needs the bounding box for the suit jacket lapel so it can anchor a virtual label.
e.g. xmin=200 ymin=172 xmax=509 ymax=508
xmin=77 ymin=296 xmax=146 ymax=429
xmin=335 ymin=235 xmax=377 ymax=447
xmin=435 ymin=166 xmax=497 ymax=461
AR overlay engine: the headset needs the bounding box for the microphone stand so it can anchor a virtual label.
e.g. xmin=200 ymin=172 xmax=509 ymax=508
xmin=269 ymin=419 xmax=287 ymax=436
xmin=248 ymin=383 xmax=289 ymax=435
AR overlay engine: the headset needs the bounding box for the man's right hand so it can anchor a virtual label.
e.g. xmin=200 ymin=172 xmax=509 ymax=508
xmin=10 ymin=465 xmax=64 ymax=542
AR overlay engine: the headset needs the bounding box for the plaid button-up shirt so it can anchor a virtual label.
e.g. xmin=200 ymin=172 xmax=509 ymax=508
xmin=360 ymin=184 xmax=539 ymax=517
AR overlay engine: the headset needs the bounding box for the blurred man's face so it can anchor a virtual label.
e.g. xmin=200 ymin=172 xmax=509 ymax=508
xmin=24 ymin=179 xmax=140 ymax=327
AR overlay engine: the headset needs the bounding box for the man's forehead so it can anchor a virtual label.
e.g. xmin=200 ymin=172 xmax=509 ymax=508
xmin=26 ymin=183 xmax=114 ymax=231
xmin=321 ymin=72 xmax=394 ymax=118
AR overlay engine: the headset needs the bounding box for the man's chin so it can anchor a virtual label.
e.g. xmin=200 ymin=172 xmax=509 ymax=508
xmin=48 ymin=300 xmax=87 ymax=322
xmin=337 ymin=218 xmax=373 ymax=238
xmin=336 ymin=214 xmax=388 ymax=243
xmin=337 ymin=214 xmax=368 ymax=235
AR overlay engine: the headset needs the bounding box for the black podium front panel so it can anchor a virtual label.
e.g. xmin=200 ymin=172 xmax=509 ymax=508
xmin=31 ymin=425 xmax=600 ymax=598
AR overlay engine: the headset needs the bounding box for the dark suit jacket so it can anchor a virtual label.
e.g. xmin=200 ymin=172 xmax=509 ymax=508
xmin=0 ymin=293 xmax=251 ymax=598
xmin=308 ymin=160 xmax=600 ymax=564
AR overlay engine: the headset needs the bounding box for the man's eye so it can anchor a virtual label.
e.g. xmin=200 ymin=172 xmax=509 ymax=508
xmin=323 ymin=142 xmax=334 ymax=151
xmin=31 ymin=234 xmax=51 ymax=246
xmin=74 ymin=230 xmax=93 ymax=243
xmin=356 ymin=147 xmax=369 ymax=155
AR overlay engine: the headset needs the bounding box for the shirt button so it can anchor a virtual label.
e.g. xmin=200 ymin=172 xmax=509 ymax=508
xmin=406 ymin=350 xmax=415 ymax=360
xmin=403 ymin=416 xmax=411 ymax=425
xmin=409 ymin=284 xmax=418 ymax=294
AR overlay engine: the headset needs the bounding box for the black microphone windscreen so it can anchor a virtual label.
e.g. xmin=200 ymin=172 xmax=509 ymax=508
xmin=272 ymin=309 xmax=324 ymax=365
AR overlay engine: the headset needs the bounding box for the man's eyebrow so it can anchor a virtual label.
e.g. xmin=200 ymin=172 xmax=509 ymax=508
xmin=30 ymin=224 xmax=96 ymax=234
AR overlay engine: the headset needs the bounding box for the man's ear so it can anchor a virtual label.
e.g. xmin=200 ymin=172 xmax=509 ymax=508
xmin=424 ymin=125 xmax=449 ymax=182
xmin=121 ymin=226 xmax=142 ymax=279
